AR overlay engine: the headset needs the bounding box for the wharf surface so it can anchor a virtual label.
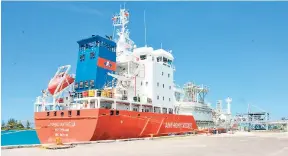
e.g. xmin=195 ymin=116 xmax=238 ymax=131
xmin=2 ymin=132 xmax=288 ymax=156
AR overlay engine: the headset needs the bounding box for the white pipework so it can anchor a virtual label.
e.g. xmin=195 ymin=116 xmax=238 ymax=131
xmin=226 ymin=97 xmax=232 ymax=114
xmin=216 ymin=100 xmax=222 ymax=113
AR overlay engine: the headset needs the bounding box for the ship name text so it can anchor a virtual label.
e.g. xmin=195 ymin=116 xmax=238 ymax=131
xmin=48 ymin=122 xmax=76 ymax=127
xmin=165 ymin=122 xmax=192 ymax=129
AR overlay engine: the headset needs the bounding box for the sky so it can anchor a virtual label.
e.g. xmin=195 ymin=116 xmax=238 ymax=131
xmin=1 ymin=1 xmax=288 ymax=122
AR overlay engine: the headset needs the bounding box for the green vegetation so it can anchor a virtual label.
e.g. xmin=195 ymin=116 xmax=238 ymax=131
xmin=1 ymin=118 xmax=32 ymax=131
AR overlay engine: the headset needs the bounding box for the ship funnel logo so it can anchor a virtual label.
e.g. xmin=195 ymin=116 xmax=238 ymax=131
xmin=97 ymin=57 xmax=116 ymax=71
xmin=104 ymin=61 xmax=112 ymax=68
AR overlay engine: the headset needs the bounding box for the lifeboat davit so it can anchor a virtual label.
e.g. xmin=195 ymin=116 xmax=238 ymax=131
xmin=48 ymin=72 xmax=74 ymax=95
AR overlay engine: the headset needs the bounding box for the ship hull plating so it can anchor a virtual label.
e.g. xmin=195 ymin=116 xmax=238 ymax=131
xmin=34 ymin=109 xmax=198 ymax=144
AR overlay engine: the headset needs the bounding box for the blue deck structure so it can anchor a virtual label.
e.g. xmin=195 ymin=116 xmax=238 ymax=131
xmin=74 ymin=35 xmax=117 ymax=92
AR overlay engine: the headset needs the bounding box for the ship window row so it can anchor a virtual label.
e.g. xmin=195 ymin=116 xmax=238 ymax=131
xmin=132 ymin=107 xmax=173 ymax=114
xmin=157 ymin=57 xmax=172 ymax=64
xmin=137 ymin=55 xmax=172 ymax=65
xmin=136 ymin=54 xmax=173 ymax=67
xmin=79 ymin=52 xmax=96 ymax=62
xmin=156 ymin=95 xmax=171 ymax=102
xmin=79 ymin=41 xmax=116 ymax=52
xmin=140 ymin=81 xmax=149 ymax=86
xmin=157 ymin=82 xmax=171 ymax=90
xmin=74 ymin=80 xmax=95 ymax=89
xmin=161 ymin=72 xmax=171 ymax=78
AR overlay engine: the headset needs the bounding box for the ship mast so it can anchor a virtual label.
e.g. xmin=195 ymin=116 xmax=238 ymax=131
xmin=112 ymin=7 xmax=135 ymax=59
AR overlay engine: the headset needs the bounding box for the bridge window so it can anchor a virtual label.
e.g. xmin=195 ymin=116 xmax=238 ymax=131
xmin=140 ymin=55 xmax=147 ymax=60
xmin=79 ymin=45 xmax=84 ymax=51
xmin=90 ymin=52 xmax=95 ymax=59
xmin=80 ymin=54 xmax=85 ymax=62
xmin=84 ymin=81 xmax=89 ymax=88
xmin=169 ymin=108 xmax=173 ymax=114
xmin=90 ymin=80 xmax=95 ymax=87
xmin=84 ymin=44 xmax=89 ymax=50
xmin=163 ymin=57 xmax=168 ymax=63
xmin=157 ymin=82 xmax=159 ymax=87
xmin=157 ymin=95 xmax=159 ymax=100
xmin=168 ymin=73 xmax=170 ymax=77
xmin=79 ymin=81 xmax=83 ymax=88
xmin=75 ymin=83 xmax=79 ymax=89
xmin=163 ymin=108 xmax=167 ymax=114
xmin=77 ymin=110 xmax=80 ymax=116
xmin=87 ymin=43 xmax=91 ymax=49
xmin=163 ymin=96 xmax=165 ymax=101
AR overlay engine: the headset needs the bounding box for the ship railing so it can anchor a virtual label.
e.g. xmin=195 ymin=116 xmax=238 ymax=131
xmin=34 ymin=96 xmax=43 ymax=104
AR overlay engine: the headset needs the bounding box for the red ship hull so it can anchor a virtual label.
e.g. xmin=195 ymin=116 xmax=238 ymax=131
xmin=34 ymin=109 xmax=198 ymax=144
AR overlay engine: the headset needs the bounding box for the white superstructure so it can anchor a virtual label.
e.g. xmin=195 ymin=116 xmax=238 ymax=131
xmin=107 ymin=8 xmax=176 ymax=113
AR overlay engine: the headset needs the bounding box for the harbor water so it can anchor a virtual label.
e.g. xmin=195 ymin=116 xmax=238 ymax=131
xmin=1 ymin=130 xmax=40 ymax=146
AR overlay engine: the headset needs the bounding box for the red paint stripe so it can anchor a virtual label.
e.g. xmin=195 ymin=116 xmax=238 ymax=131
xmin=97 ymin=57 xmax=116 ymax=71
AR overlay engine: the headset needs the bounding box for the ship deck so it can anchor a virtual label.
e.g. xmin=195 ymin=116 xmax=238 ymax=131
xmin=2 ymin=132 xmax=288 ymax=156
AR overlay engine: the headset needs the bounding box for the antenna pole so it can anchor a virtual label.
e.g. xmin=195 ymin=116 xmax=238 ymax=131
xmin=144 ymin=10 xmax=147 ymax=47
xmin=112 ymin=25 xmax=116 ymax=40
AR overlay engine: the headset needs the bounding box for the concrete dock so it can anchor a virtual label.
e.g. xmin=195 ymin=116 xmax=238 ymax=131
xmin=2 ymin=132 xmax=288 ymax=156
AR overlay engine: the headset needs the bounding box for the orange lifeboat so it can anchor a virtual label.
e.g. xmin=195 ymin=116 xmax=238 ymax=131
xmin=48 ymin=72 xmax=74 ymax=95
